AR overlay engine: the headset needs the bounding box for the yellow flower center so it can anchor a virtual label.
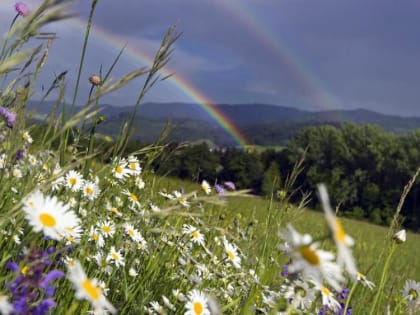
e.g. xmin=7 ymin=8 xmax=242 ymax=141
xmin=85 ymin=187 xmax=93 ymax=195
xmin=130 ymin=193 xmax=138 ymax=202
xmin=408 ymin=288 xmax=419 ymax=300
xmin=93 ymin=233 xmax=99 ymax=241
xmin=334 ymin=218 xmax=346 ymax=243
xmin=21 ymin=265 xmax=29 ymax=275
xmin=294 ymin=286 xmax=307 ymax=297
xmin=39 ymin=213 xmax=56 ymax=227
xmin=111 ymin=253 xmax=119 ymax=261
xmin=227 ymin=250 xmax=235 ymax=260
xmin=321 ymin=286 xmax=331 ymax=297
xmin=357 ymin=272 xmax=366 ymax=281
xmin=128 ymin=230 xmax=135 ymax=237
xmin=129 ymin=162 xmax=137 ymax=170
xmin=115 ymin=165 xmax=123 ymax=174
xmin=102 ymin=226 xmax=111 ymax=233
xmin=69 ymin=177 xmax=77 ymax=186
xmin=82 ymin=279 xmax=101 ymax=301
xmin=299 ymin=246 xmax=320 ymax=265
xmin=193 ymin=301 xmax=203 ymax=315
xmin=111 ymin=207 xmax=120 ymax=214
xmin=192 ymin=230 xmax=199 ymax=239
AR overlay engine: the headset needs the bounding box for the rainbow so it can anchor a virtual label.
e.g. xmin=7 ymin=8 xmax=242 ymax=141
xmin=65 ymin=19 xmax=250 ymax=148
xmin=220 ymin=1 xmax=342 ymax=111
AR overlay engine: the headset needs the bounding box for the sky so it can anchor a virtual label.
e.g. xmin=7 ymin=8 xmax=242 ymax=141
xmin=2 ymin=0 xmax=420 ymax=116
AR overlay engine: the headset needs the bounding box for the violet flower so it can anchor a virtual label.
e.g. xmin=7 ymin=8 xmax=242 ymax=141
xmin=6 ymin=247 xmax=63 ymax=315
xmin=0 ymin=107 xmax=16 ymax=128
xmin=214 ymin=184 xmax=225 ymax=195
xmin=15 ymin=2 xmax=30 ymax=17
xmin=224 ymin=181 xmax=236 ymax=190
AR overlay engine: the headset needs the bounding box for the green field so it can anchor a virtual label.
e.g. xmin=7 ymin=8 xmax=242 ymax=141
xmin=156 ymin=176 xmax=420 ymax=314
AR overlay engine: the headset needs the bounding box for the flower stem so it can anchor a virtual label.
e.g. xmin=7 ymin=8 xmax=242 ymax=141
xmin=368 ymin=242 xmax=397 ymax=315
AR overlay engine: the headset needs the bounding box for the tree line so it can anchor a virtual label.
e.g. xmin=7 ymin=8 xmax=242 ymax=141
xmin=153 ymin=123 xmax=420 ymax=230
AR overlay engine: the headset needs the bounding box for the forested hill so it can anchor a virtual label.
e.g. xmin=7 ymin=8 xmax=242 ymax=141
xmin=28 ymin=101 xmax=420 ymax=146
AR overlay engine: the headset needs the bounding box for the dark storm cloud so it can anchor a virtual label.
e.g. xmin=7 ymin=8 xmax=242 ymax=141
xmin=2 ymin=0 xmax=420 ymax=115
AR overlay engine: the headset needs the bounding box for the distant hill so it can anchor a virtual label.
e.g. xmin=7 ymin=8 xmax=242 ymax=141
xmin=26 ymin=101 xmax=420 ymax=146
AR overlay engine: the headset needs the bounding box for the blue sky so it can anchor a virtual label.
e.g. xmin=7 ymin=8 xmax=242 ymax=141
xmin=2 ymin=0 xmax=420 ymax=116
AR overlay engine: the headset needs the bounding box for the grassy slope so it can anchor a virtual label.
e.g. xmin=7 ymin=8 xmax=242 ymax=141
xmin=156 ymin=175 xmax=420 ymax=313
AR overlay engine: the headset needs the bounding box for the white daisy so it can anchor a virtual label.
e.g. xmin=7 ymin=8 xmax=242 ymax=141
xmin=393 ymin=229 xmax=407 ymax=243
xmin=280 ymin=224 xmax=344 ymax=291
xmin=128 ymin=267 xmax=138 ymax=277
xmin=283 ymin=280 xmax=316 ymax=310
xmin=0 ymin=294 xmax=13 ymax=315
xmin=62 ymin=225 xmax=83 ymax=245
xmin=356 ymin=271 xmax=375 ymax=290
xmin=12 ymin=167 xmax=23 ymax=178
xmin=106 ymin=246 xmax=125 ymax=268
xmin=123 ymin=223 xmax=143 ymax=243
xmin=201 ymin=180 xmax=211 ymax=194
xmin=159 ymin=191 xmax=175 ymax=200
xmin=127 ymin=156 xmax=142 ymax=176
xmin=22 ymin=190 xmax=80 ymax=241
xmin=89 ymin=227 xmax=105 ymax=248
xmin=150 ymin=203 xmax=161 ymax=213
xmin=0 ymin=293 xmax=13 ymax=315
xmin=173 ymin=289 xmax=187 ymax=302
xmin=173 ymin=190 xmax=189 ymax=208
xmin=99 ymin=220 xmax=116 ymax=238
xmin=313 ymin=282 xmax=341 ymax=312
xmin=83 ymin=181 xmax=100 ymax=201
xmin=162 ymin=295 xmax=176 ymax=311
xmin=223 ymin=238 xmax=241 ymax=269
xmin=185 ymin=289 xmax=210 ymax=315
xmin=65 ymin=170 xmax=84 ymax=192
xmin=318 ymin=184 xmax=357 ymax=277
xmin=135 ymin=177 xmax=145 ymax=189
xmin=402 ymin=279 xmax=420 ymax=310
xmin=93 ymin=252 xmax=113 ymax=275
xmin=150 ymin=301 xmax=166 ymax=315
xmin=0 ymin=154 xmax=6 ymax=169
xmin=112 ymin=158 xmax=130 ymax=180
xmin=67 ymin=260 xmax=116 ymax=314
xmin=22 ymin=131 xmax=33 ymax=144
xmin=183 ymin=224 xmax=205 ymax=246
xmin=122 ymin=190 xmax=140 ymax=209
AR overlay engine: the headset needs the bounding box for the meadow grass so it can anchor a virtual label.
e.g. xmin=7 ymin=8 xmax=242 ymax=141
xmin=0 ymin=1 xmax=418 ymax=314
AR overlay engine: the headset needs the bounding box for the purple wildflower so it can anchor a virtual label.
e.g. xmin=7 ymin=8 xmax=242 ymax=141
xmin=281 ymin=264 xmax=289 ymax=277
xmin=0 ymin=106 xmax=16 ymax=128
xmin=40 ymin=270 xmax=64 ymax=289
xmin=15 ymin=2 xmax=30 ymax=17
xmin=6 ymin=247 xmax=62 ymax=315
xmin=214 ymin=184 xmax=225 ymax=194
xmin=16 ymin=149 xmax=24 ymax=161
xmin=33 ymin=299 xmax=56 ymax=315
xmin=224 ymin=181 xmax=236 ymax=190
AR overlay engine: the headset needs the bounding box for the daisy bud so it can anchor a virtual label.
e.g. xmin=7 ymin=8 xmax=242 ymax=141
xmin=89 ymin=75 xmax=102 ymax=86
xmin=393 ymin=229 xmax=406 ymax=243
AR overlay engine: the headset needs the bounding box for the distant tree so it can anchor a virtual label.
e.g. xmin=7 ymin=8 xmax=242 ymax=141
xmin=220 ymin=149 xmax=263 ymax=192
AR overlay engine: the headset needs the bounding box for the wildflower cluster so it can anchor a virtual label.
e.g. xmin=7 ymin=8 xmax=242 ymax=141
xmin=0 ymin=1 xmax=417 ymax=314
